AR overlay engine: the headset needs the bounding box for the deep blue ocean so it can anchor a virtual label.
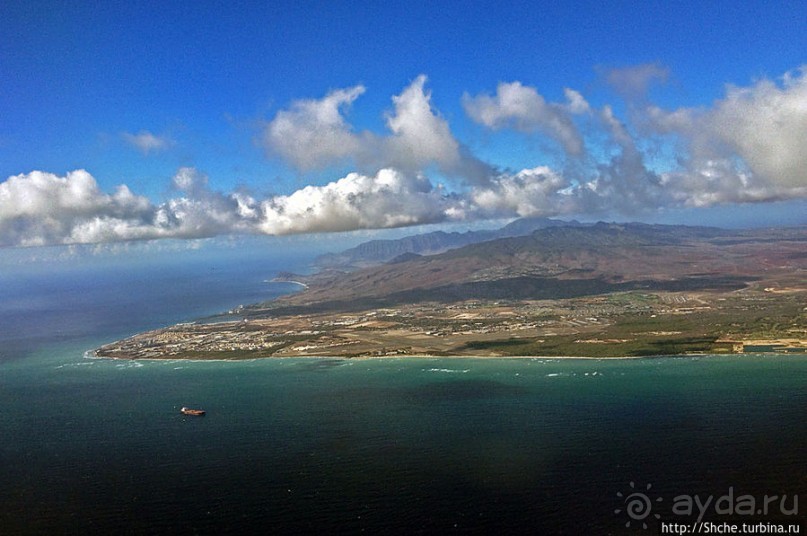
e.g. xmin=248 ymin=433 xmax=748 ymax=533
xmin=1 ymin=248 xmax=805 ymax=535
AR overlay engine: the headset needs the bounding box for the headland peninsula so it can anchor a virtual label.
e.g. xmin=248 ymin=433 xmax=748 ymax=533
xmin=94 ymin=220 xmax=807 ymax=360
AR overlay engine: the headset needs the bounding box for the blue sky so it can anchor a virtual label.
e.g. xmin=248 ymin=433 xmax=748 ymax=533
xmin=1 ymin=0 xmax=806 ymax=249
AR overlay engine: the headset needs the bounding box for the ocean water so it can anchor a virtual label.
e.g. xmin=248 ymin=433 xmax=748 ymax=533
xmin=1 ymin=252 xmax=805 ymax=535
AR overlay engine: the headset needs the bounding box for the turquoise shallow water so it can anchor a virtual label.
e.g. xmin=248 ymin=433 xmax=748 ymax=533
xmin=1 ymin=256 xmax=805 ymax=534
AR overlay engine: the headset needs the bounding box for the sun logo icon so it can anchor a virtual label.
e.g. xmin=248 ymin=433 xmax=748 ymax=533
xmin=614 ymin=481 xmax=663 ymax=529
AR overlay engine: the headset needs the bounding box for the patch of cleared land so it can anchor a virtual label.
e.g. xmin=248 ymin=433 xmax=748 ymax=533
xmin=95 ymin=287 xmax=806 ymax=360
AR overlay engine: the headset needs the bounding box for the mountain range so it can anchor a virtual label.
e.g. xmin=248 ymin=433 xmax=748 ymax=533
xmin=313 ymin=217 xmax=581 ymax=269
xmin=269 ymin=221 xmax=806 ymax=314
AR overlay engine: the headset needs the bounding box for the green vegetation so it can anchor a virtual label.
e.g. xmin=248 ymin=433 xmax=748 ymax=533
xmin=457 ymin=335 xmax=732 ymax=358
xmin=178 ymin=349 xmax=269 ymax=360
xmin=454 ymin=293 xmax=804 ymax=357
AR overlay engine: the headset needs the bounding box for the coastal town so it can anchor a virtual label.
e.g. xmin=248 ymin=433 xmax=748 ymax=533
xmin=95 ymin=286 xmax=807 ymax=360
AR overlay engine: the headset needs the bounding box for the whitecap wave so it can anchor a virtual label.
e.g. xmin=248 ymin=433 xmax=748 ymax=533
xmin=115 ymin=361 xmax=144 ymax=368
xmin=55 ymin=361 xmax=96 ymax=369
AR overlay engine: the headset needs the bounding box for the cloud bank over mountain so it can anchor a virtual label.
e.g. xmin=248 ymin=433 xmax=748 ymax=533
xmin=2 ymin=66 xmax=806 ymax=247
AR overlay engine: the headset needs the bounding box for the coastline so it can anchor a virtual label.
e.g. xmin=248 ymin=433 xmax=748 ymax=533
xmin=87 ymin=347 xmax=780 ymax=363
xmin=266 ymin=278 xmax=309 ymax=289
xmin=89 ymin=257 xmax=806 ymax=364
xmin=89 ymin=314 xmax=806 ymax=362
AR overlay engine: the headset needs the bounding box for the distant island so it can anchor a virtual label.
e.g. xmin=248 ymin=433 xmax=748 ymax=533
xmin=94 ymin=220 xmax=807 ymax=360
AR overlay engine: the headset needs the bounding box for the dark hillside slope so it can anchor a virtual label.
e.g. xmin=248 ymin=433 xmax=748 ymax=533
xmin=273 ymin=223 xmax=805 ymax=310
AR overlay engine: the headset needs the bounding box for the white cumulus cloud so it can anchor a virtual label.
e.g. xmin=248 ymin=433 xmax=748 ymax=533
xmin=263 ymin=85 xmax=366 ymax=170
xmin=462 ymin=81 xmax=586 ymax=156
xmin=0 ymin=168 xmax=464 ymax=247
xmin=258 ymin=168 xmax=454 ymax=235
xmin=122 ymin=131 xmax=173 ymax=154
xmin=648 ymin=66 xmax=807 ymax=202
xmin=469 ymin=167 xmax=576 ymax=218
xmin=379 ymin=75 xmax=462 ymax=172
xmin=0 ymin=169 xmax=265 ymax=247
xmin=263 ymin=76 xmax=493 ymax=183
xmin=0 ymin=170 xmax=153 ymax=247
